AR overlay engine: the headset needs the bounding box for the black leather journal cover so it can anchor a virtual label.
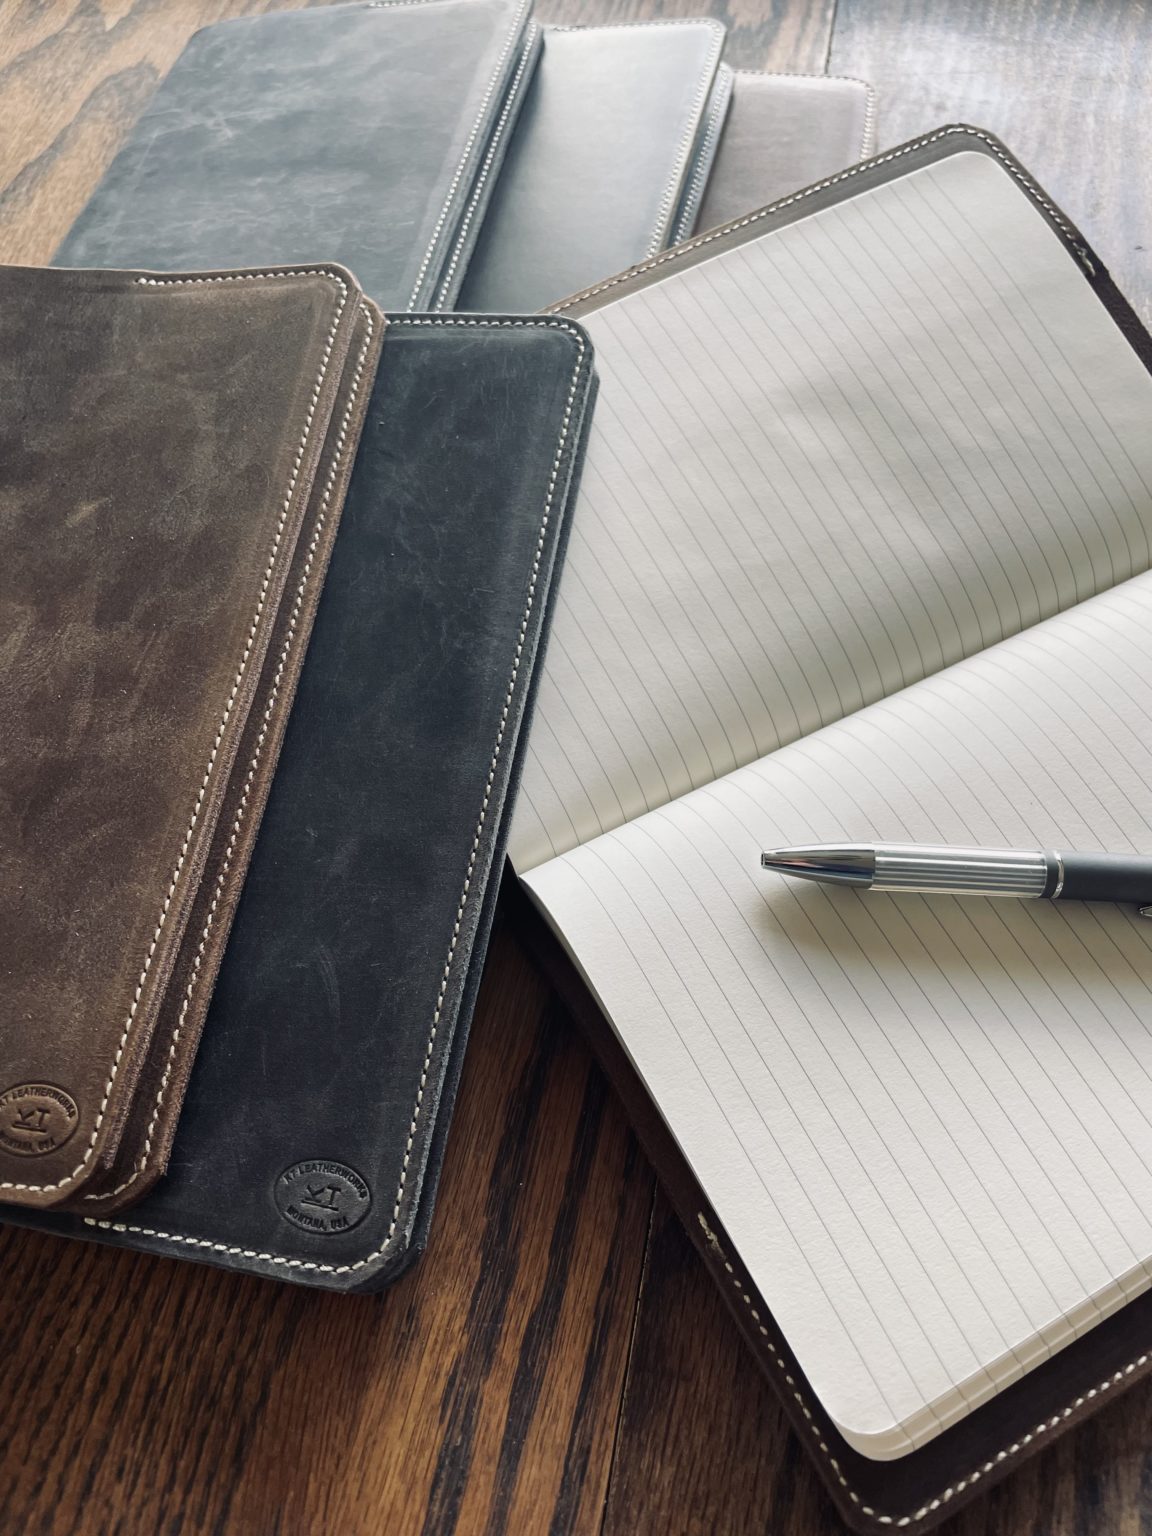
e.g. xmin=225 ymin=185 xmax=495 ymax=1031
xmin=455 ymin=19 xmax=725 ymax=314
xmin=530 ymin=127 xmax=1152 ymax=1533
xmin=7 ymin=314 xmax=595 ymax=1290
xmin=53 ymin=0 xmax=536 ymax=310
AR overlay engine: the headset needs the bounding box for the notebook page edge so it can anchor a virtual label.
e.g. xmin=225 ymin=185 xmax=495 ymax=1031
xmin=520 ymin=565 xmax=1152 ymax=1456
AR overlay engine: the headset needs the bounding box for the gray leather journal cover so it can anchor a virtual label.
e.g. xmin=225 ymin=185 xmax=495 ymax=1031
xmin=693 ymin=70 xmax=876 ymax=235
xmin=456 ymin=19 xmax=725 ymax=314
xmin=53 ymin=0 xmax=537 ymax=310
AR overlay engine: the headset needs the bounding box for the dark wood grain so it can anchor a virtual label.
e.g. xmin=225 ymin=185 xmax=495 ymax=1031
xmin=830 ymin=0 xmax=1152 ymax=322
xmin=0 ymin=924 xmax=651 ymax=1535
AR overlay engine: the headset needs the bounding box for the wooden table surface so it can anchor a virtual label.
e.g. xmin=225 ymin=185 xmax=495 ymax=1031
xmin=2 ymin=2 xmax=1150 ymax=1532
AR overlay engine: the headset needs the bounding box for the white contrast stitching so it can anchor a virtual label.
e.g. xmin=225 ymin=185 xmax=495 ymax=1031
xmin=698 ymin=1214 xmax=1151 ymax=1529
xmin=0 ymin=266 xmax=350 ymax=1197
xmin=134 ymin=270 xmax=346 ymax=288
xmin=548 ymin=125 xmax=1093 ymax=314
xmin=439 ymin=18 xmax=728 ymax=299
xmin=405 ymin=0 xmax=533 ymax=309
xmin=547 ymin=20 xmax=728 ymax=30
xmin=83 ymin=305 xmax=378 ymax=1205
xmin=857 ymin=79 xmax=878 ymax=158
xmin=432 ymin=22 xmax=540 ymax=310
xmin=84 ymin=314 xmax=590 ymax=1275
xmin=670 ymin=64 xmax=733 ymax=245
xmin=640 ymin=20 xmax=725 ymax=258
xmin=727 ymin=70 xmax=878 ymax=160
xmin=546 ymin=20 xmax=726 ymax=257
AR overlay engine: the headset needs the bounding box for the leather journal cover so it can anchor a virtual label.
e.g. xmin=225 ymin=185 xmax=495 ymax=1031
xmin=669 ymin=64 xmax=734 ymax=244
xmin=0 ymin=260 xmax=381 ymax=1214
xmin=53 ymin=0 xmax=537 ymax=310
xmin=455 ymin=19 xmax=725 ymax=313
xmin=509 ymin=128 xmax=1152 ymax=1530
xmin=692 ymin=70 xmax=877 ymax=235
xmin=7 ymin=314 xmax=595 ymax=1287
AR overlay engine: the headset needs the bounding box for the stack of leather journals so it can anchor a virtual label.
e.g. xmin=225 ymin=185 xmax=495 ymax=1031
xmin=4 ymin=2 xmax=1151 ymax=1529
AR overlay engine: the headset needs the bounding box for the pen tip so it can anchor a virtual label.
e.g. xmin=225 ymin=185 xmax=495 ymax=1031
xmin=758 ymin=845 xmax=875 ymax=886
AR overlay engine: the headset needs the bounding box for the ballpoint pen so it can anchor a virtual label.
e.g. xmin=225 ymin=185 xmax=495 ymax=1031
xmin=759 ymin=843 xmax=1152 ymax=917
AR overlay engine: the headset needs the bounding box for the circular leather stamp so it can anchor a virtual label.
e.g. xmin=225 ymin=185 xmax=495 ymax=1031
xmin=275 ymin=1160 xmax=371 ymax=1235
xmin=0 ymin=1083 xmax=79 ymax=1158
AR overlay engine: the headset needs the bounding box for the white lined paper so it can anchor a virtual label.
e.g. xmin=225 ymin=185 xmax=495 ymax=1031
xmin=509 ymin=150 xmax=1152 ymax=871
xmin=523 ymin=570 xmax=1152 ymax=1455
xmin=510 ymin=146 xmax=1152 ymax=1458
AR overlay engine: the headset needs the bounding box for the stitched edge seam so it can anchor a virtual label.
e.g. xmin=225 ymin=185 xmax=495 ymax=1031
xmin=432 ymin=21 xmax=540 ymax=310
xmin=404 ymin=0 xmax=533 ymax=309
xmin=733 ymin=69 xmax=878 ymax=157
xmin=439 ymin=17 xmax=729 ymax=298
xmin=84 ymin=314 xmax=590 ymax=1274
xmin=728 ymin=69 xmax=878 ymax=157
xmin=698 ymin=1215 xmax=1150 ymax=1528
xmin=546 ymin=20 xmax=730 ymax=39
xmin=542 ymin=20 xmax=728 ymax=257
xmin=854 ymin=78 xmax=878 ymax=159
xmin=1 ymin=266 xmax=350 ymax=1198
xmin=641 ymin=19 xmax=726 ymax=260
xmin=670 ymin=65 xmax=733 ymax=245
xmin=676 ymin=69 xmax=875 ymax=237
xmin=548 ymin=125 xmax=1093 ymax=314
xmin=82 ymin=306 xmax=378 ymax=1205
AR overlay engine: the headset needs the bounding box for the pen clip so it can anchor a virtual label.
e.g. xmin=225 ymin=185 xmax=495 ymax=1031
xmin=1139 ymin=906 xmax=1152 ymax=920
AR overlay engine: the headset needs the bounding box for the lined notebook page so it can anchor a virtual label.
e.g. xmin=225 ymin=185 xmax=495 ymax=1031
xmin=523 ymin=568 xmax=1152 ymax=1457
xmin=509 ymin=148 xmax=1152 ymax=872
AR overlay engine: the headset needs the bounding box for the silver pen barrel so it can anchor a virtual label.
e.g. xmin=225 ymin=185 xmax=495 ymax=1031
xmin=870 ymin=843 xmax=1048 ymax=898
xmin=762 ymin=843 xmax=1152 ymax=912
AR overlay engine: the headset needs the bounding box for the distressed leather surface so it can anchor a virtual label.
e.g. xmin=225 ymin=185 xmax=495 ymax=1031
xmin=10 ymin=315 xmax=595 ymax=1287
xmin=456 ymin=20 xmax=725 ymax=314
xmin=54 ymin=0 xmax=534 ymax=310
xmin=693 ymin=70 xmax=876 ymax=235
xmin=0 ymin=262 xmax=380 ymax=1211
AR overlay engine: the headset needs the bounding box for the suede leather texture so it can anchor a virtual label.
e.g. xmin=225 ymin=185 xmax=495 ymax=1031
xmin=0 ymin=263 xmax=381 ymax=1212
xmin=8 ymin=315 xmax=595 ymax=1287
xmin=54 ymin=0 xmax=534 ymax=310
xmin=456 ymin=20 xmax=725 ymax=314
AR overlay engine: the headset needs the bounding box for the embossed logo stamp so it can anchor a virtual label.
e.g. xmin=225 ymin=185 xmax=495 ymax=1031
xmin=0 ymin=1083 xmax=79 ymax=1158
xmin=275 ymin=1160 xmax=371 ymax=1235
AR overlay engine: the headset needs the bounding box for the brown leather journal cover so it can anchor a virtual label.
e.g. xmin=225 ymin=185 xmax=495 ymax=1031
xmin=529 ymin=127 xmax=1152 ymax=1531
xmin=0 ymin=262 xmax=382 ymax=1214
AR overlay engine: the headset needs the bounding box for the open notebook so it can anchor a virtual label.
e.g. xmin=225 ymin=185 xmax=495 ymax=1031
xmin=507 ymin=129 xmax=1152 ymax=1517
